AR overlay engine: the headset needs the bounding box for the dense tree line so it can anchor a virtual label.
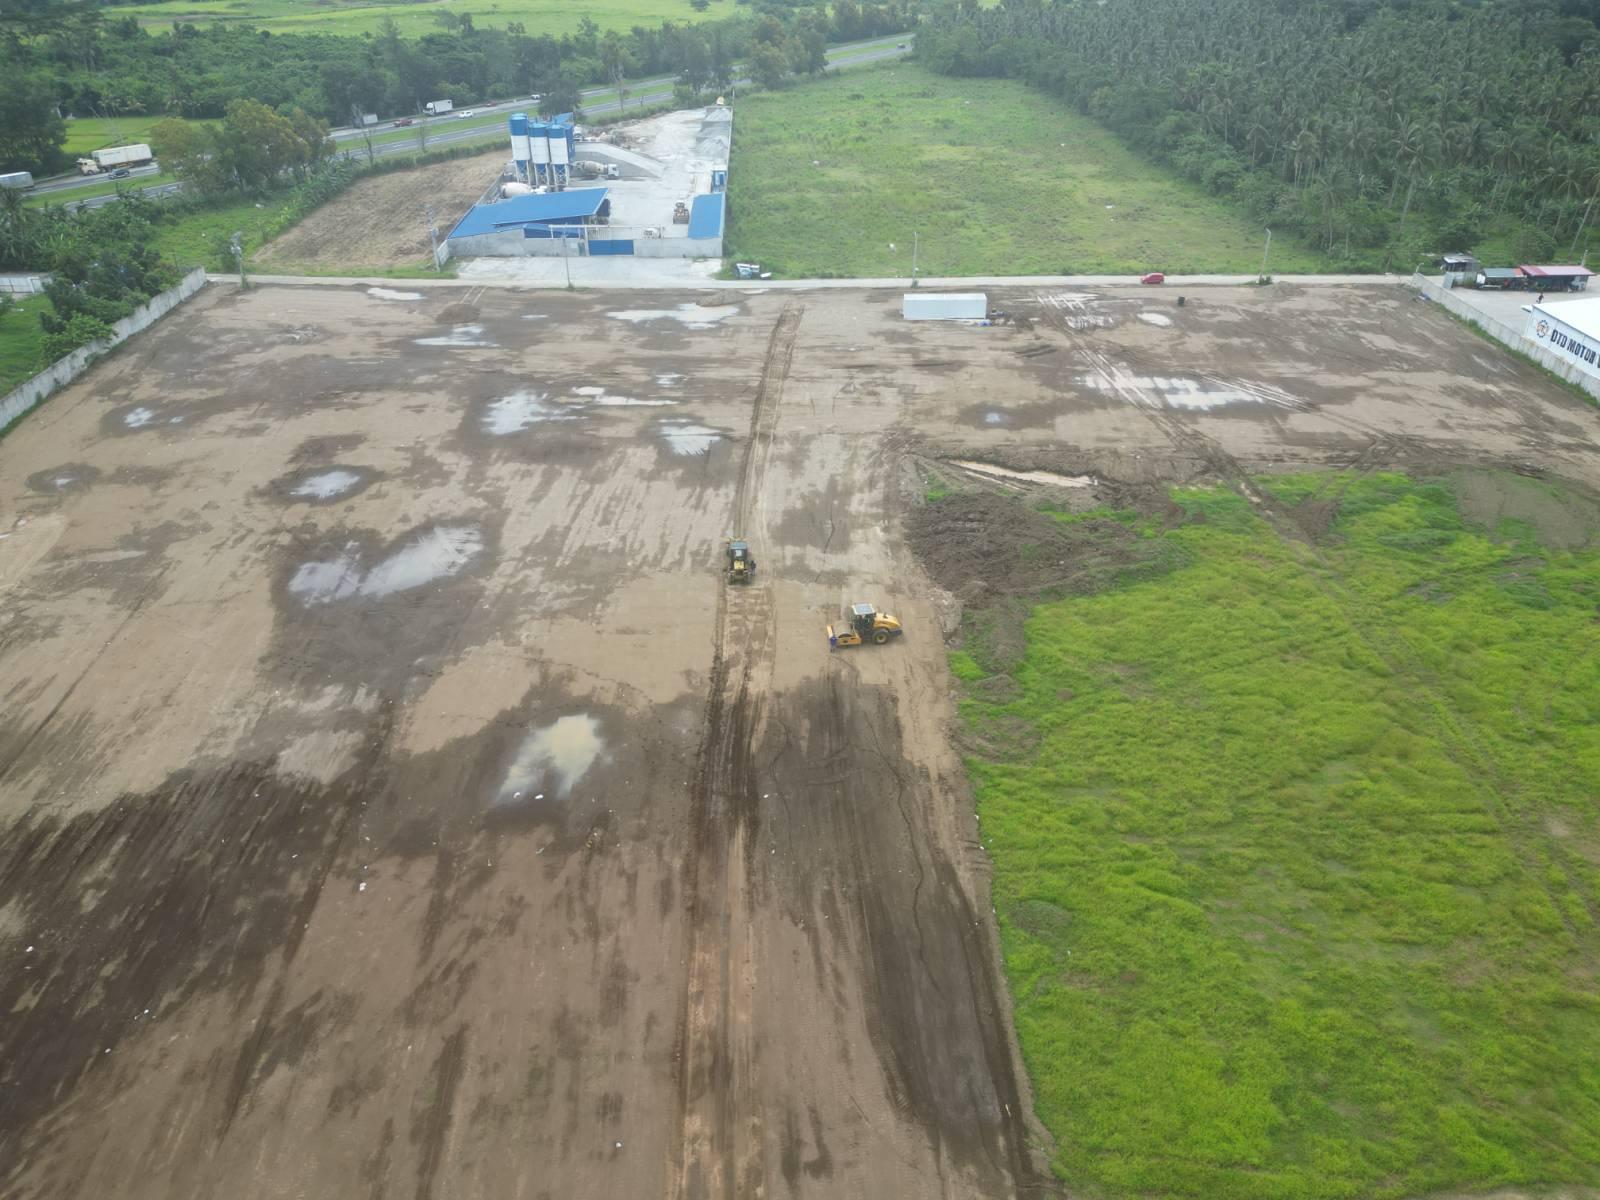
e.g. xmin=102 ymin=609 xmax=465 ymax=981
xmin=0 ymin=0 xmax=918 ymax=174
xmin=919 ymin=0 xmax=1600 ymax=267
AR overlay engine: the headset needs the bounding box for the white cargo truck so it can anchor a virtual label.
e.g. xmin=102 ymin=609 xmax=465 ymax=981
xmin=424 ymin=99 xmax=454 ymax=115
xmin=0 ymin=171 xmax=34 ymax=190
xmin=77 ymin=144 xmax=154 ymax=174
xmin=902 ymin=292 xmax=988 ymax=321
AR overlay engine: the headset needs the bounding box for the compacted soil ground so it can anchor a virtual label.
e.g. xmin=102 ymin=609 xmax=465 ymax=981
xmin=1 ymin=281 xmax=1597 ymax=1199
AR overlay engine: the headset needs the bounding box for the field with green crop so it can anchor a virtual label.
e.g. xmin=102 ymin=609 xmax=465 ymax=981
xmin=62 ymin=117 xmax=178 ymax=157
xmin=0 ymin=296 xmax=49 ymax=394
xmin=949 ymin=472 xmax=1600 ymax=1199
xmin=726 ymin=64 xmax=1333 ymax=277
xmin=114 ymin=0 xmax=717 ymax=37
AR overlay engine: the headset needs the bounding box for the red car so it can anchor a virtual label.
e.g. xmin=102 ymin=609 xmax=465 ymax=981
xmin=1140 ymin=272 xmax=1165 ymax=284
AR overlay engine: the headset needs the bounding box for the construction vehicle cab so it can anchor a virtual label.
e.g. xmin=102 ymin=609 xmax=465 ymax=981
xmin=828 ymin=602 xmax=903 ymax=648
xmin=725 ymin=539 xmax=756 ymax=584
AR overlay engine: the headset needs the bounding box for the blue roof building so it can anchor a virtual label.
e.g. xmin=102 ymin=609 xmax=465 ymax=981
xmin=446 ymin=188 xmax=612 ymax=243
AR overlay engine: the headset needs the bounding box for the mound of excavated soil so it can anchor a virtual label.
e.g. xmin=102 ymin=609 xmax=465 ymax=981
xmin=907 ymin=491 xmax=1177 ymax=604
xmin=255 ymin=147 xmax=506 ymax=271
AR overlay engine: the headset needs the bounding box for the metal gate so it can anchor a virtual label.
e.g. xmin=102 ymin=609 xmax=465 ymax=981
xmin=588 ymin=239 xmax=635 ymax=256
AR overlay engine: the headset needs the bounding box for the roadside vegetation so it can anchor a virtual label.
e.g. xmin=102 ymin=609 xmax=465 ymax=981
xmin=920 ymin=0 xmax=1600 ymax=271
xmin=726 ymin=64 xmax=1331 ymax=276
xmin=0 ymin=0 xmax=914 ymax=177
xmin=935 ymin=471 xmax=1600 ymax=1198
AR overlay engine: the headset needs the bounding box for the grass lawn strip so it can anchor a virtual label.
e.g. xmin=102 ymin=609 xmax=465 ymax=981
xmin=726 ymin=63 xmax=1332 ymax=278
xmin=0 ymin=296 xmax=50 ymax=392
xmin=950 ymin=471 xmax=1600 ymax=1199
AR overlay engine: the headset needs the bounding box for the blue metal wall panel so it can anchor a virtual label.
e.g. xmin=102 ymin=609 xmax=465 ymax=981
xmin=589 ymin=239 xmax=635 ymax=256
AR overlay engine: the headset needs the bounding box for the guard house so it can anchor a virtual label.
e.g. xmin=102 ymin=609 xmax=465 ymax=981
xmin=1518 ymin=264 xmax=1593 ymax=292
xmin=1441 ymin=254 xmax=1479 ymax=285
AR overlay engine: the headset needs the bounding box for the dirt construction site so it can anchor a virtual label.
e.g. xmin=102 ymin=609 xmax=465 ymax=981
xmin=1 ymin=281 xmax=1598 ymax=1199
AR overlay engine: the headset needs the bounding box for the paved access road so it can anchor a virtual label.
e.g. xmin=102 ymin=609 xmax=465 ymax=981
xmin=45 ymin=36 xmax=912 ymax=212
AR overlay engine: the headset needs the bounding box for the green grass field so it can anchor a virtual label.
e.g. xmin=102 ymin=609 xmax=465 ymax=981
xmin=951 ymin=472 xmax=1600 ymax=1198
xmin=726 ymin=64 xmax=1333 ymax=277
xmin=0 ymin=296 xmax=49 ymax=392
xmin=59 ymin=117 xmax=205 ymax=157
xmin=115 ymin=0 xmax=718 ymax=37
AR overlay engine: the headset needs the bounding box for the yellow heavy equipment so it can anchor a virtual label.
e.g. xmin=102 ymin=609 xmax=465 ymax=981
xmin=725 ymin=539 xmax=756 ymax=585
xmin=827 ymin=603 xmax=903 ymax=648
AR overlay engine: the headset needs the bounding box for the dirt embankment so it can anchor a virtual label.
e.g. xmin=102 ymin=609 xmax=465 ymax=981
xmin=254 ymin=147 xmax=505 ymax=271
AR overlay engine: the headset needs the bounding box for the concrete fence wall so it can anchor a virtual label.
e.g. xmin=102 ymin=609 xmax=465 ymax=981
xmin=0 ymin=267 xmax=206 ymax=433
xmin=1412 ymin=272 xmax=1600 ymax=402
xmin=0 ymin=274 xmax=50 ymax=295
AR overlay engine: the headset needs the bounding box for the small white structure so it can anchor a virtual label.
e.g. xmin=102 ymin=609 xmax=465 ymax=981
xmin=1524 ymin=296 xmax=1600 ymax=385
xmin=903 ymin=292 xmax=987 ymax=321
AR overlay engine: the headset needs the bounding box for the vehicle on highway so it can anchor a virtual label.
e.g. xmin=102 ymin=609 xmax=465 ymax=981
xmin=78 ymin=143 xmax=153 ymax=175
xmin=110 ymin=168 xmax=132 ymax=179
xmin=393 ymin=117 xmax=414 ymax=127
xmin=1141 ymin=271 xmax=1166 ymax=284
xmin=457 ymin=110 xmax=477 ymax=119
xmin=0 ymin=171 xmax=34 ymax=190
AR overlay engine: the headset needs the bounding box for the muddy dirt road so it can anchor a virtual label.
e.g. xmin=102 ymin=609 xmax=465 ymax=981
xmin=1 ymin=282 xmax=1595 ymax=1199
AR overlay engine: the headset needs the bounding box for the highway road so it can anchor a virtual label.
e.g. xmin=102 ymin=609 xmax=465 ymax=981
xmin=47 ymin=36 xmax=912 ymax=212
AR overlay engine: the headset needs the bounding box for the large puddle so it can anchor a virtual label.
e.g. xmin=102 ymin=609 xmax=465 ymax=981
xmin=1137 ymin=312 xmax=1174 ymax=327
xmin=569 ymin=385 xmax=676 ymax=407
xmin=607 ymin=304 xmax=739 ymax=329
xmin=483 ymin=391 xmax=576 ymax=435
xmin=497 ymin=714 xmax=605 ymax=804
xmin=415 ymin=324 xmax=494 ymax=348
xmin=1081 ymin=369 xmax=1301 ymax=411
xmin=289 ymin=524 xmax=484 ymax=604
xmin=290 ymin=469 xmax=364 ymax=500
xmin=951 ymin=460 xmax=1095 ymax=488
xmin=368 ymin=287 xmax=424 ymax=301
xmin=658 ymin=419 xmax=722 ymax=456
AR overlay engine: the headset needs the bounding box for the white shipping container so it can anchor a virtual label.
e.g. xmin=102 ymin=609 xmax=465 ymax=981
xmin=902 ymin=292 xmax=987 ymax=321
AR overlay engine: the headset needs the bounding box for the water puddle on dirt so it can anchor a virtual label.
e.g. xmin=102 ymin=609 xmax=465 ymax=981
xmin=570 ymin=386 xmax=675 ymax=407
xmin=497 ymin=714 xmax=605 ymax=804
xmin=656 ymin=373 xmax=684 ymax=388
xmin=951 ymin=460 xmax=1096 ymax=488
xmin=1138 ymin=312 xmax=1174 ymax=327
xmin=290 ymin=470 xmax=363 ymax=500
xmin=1081 ymin=370 xmax=1301 ymax=411
xmin=658 ymin=420 xmax=722 ymax=455
xmin=415 ymin=324 xmax=494 ymax=348
xmin=606 ymin=304 xmax=739 ymax=329
xmin=368 ymin=287 xmax=424 ymax=301
xmin=483 ymin=390 xmax=574 ymax=435
xmin=289 ymin=525 xmax=484 ymax=604
xmin=123 ymin=407 xmax=156 ymax=428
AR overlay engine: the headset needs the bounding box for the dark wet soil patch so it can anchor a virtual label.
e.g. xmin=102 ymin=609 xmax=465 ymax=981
xmin=26 ymin=464 xmax=102 ymax=494
xmin=907 ymin=491 xmax=1190 ymax=672
xmin=957 ymin=400 xmax=1060 ymax=430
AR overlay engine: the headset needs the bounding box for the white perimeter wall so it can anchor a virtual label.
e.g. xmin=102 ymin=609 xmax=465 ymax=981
xmin=444 ymin=230 xmax=722 ymax=260
xmin=0 ymin=267 xmax=207 ymax=432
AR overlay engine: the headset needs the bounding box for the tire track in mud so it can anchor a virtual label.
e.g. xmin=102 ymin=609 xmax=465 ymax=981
xmin=672 ymin=302 xmax=800 ymax=1200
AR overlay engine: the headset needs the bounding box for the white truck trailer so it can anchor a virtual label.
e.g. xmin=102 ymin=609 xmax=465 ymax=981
xmin=424 ymin=99 xmax=454 ymax=115
xmin=0 ymin=171 xmax=34 ymax=190
xmin=77 ymin=144 xmax=154 ymax=175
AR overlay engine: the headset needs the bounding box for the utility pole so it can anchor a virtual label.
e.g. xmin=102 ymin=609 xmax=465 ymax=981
xmin=1258 ymin=228 xmax=1272 ymax=284
xmin=561 ymin=231 xmax=573 ymax=290
xmin=911 ymin=229 xmax=920 ymax=287
xmin=230 ymin=231 xmax=249 ymax=289
xmin=424 ymin=204 xmax=440 ymax=271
